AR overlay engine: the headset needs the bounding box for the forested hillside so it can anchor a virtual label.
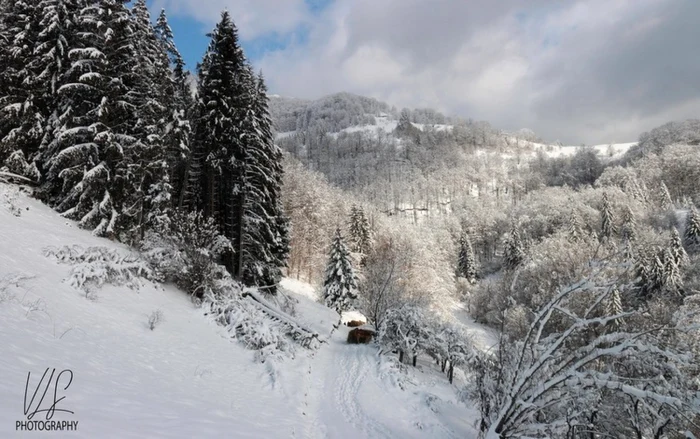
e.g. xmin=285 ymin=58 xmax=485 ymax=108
xmin=274 ymin=90 xmax=700 ymax=437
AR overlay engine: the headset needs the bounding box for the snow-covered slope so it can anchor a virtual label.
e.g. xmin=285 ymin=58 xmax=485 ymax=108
xmin=0 ymin=183 xmax=481 ymax=438
xmin=502 ymin=137 xmax=636 ymax=159
xmin=0 ymin=184 xmax=321 ymax=438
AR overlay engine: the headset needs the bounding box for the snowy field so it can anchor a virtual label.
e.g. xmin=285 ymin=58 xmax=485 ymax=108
xmin=0 ymin=183 xmax=484 ymax=438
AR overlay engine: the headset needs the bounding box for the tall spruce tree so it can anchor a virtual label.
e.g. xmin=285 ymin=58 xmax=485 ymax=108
xmin=123 ymin=0 xmax=175 ymax=243
xmin=349 ymin=204 xmax=372 ymax=255
xmin=186 ymin=11 xmax=250 ymax=270
xmin=620 ymin=204 xmax=637 ymax=259
xmin=41 ymin=0 xmax=139 ymax=237
xmin=620 ymin=205 xmax=637 ymax=243
xmin=605 ymin=288 xmax=623 ymax=328
xmin=659 ymin=181 xmax=673 ymax=210
xmin=668 ymin=227 xmax=688 ymax=269
xmin=568 ymin=209 xmax=583 ymax=243
xmin=503 ymin=224 xmax=525 ymax=269
xmin=0 ymin=0 xmax=42 ymax=167
xmin=322 ymin=228 xmax=358 ymax=313
xmin=31 ymin=0 xmax=85 ymax=175
xmin=185 ymin=12 xmax=288 ymax=291
xmin=457 ymin=229 xmax=477 ymax=283
xmin=154 ymin=8 xmax=192 ymax=208
xmin=600 ymin=192 xmax=616 ymax=241
xmin=684 ymin=207 xmax=700 ymax=253
xmin=239 ymin=71 xmax=289 ymax=291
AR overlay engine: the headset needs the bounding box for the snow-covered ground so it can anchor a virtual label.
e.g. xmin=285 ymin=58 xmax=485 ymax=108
xmin=502 ymin=136 xmax=636 ymax=159
xmin=0 ymin=183 xmax=482 ymax=438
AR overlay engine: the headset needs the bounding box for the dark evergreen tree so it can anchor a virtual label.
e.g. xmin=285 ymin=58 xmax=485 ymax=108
xmin=620 ymin=205 xmax=636 ymax=243
xmin=0 ymin=0 xmax=42 ymax=167
xmin=662 ymin=228 xmax=688 ymax=297
xmin=635 ymin=248 xmax=671 ymax=303
xmin=668 ymin=227 xmax=688 ymax=269
xmin=604 ymin=287 xmax=623 ymax=328
xmin=503 ymin=224 xmax=525 ymax=269
xmin=30 ymin=0 xmax=86 ymax=175
xmin=123 ymin=0 xmax=175 ymax=243
xmin=457 ymin=229 xmax=477 ymax=283
xmin=349 ymin=204 xmax=372 ymax=256
xmin=239 ymin=71 xmax=289 ymax=291
xmin=684 ymin=206 xmax=700 ymax=253
xmin=600 ymin=192 xmax=616 ymax=241
xmin=322 ymin=228 xmax=358 ymax=313
xmin=185 ymin=13 xmax=288 ymax=291
xmin=568 ymin=209 xmax=583 ymax=243
xmin=185 ymin=11 xmax=248 ymax=261
xmin=662 ymin=249 xmax=683 ymax=298
xmin=659 ymin=181 xmax=673 ymax=210
xmin=41 ymin=0 xmax=138 ymax=237
xmin=154 ymin=8 xmax=192 ymax=208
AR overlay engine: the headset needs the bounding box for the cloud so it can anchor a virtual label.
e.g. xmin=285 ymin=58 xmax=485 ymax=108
xmin=152 ymin=0 xmax=310 ymax=39
xmin=162 ymin=0 xmax=700 ymax=144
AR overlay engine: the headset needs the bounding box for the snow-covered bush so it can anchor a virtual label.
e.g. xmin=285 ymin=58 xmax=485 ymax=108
xmin=201 ymin=283 xmax=296 ymax=361
xmin=0 ymin=184 xmax=23 ymax=216
xmin=425 ymin=322 xmax=476 ymax=383
xmin=141 ymin=209 xmax=232 ymax=297
xmin=379 ymin=304 xmax=427 ymax=364
xmin=1 ymin=150 xmax=40 ymax=182
xmin=44 ymin=245 xmax=156 ymax=292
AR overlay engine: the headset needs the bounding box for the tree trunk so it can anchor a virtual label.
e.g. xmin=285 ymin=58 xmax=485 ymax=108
xmin=235 ymin=189 xmax=245 ymax=278
xmin=398 ymin=350 xmax=404 ymax=363
xmin=448 ymin=364 xmax=454 ymax=384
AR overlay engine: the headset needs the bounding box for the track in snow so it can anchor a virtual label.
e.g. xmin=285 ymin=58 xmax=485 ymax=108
xmin=333 ymin=342 xmax=394 ymax=438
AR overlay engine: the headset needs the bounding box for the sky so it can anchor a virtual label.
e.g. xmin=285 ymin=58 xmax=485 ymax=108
xmin=149 ymin=0 xmax=700 ymax=145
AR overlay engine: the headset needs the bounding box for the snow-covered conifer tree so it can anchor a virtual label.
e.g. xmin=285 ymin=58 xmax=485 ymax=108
xmin=456 ymin=229 xmax=477 ymax=283
xmin=668 ymin=227 xmax=688 ymax=269
xmin=684 ymin=206 xmax=700 ymax=252
xmin=154 ymin=8 xmax=193 ymax=208
xmin=605 ymin=287 xmax=623 ymax=328
xmin=600 ymin=191 xmax=616 ymax=241
xmin=503 ymin=224 xmax=525 ymax=269
xmin=41 ymin=0 xmax=137 ymax=237
xmin=186 ymin=12 xmax=250 ymax=274
xmin=239 ymin=71 xmax=290 ymax=292
xmin=184 ymin=14 xmax=288 ymax=291
xmin=322 ymin=228 xmax=358 ymax=313
xmin=662 ymin=228 xmax=688 ymax=297
xmin=659 ymin=180 xmax=673 ymax=210
xmin=124 ymin=0 xmax=175 ymax=243
xmin=620 ymin=204 xmax=636 ymax=243
xmin=349 ymin=204 xmax=372 ymax=256
xmin=0 ymin=0 xmax=42 ymax=166
xmin=567 ymin=209 xmax=583 ymax=242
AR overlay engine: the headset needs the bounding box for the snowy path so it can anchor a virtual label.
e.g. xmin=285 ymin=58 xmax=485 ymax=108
xmin=290 ymin=323 xmax=477 ymax=439
xmin=311 ymin=329 xmax=394 ymax=439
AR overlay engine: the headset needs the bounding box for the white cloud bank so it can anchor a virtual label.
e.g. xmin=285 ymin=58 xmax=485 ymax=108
xmin=157 ymin=0 xmax=700 ymax=144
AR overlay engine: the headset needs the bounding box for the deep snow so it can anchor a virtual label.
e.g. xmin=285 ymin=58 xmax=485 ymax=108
xmin=0 ymin=183 xmax=483 ymax=438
